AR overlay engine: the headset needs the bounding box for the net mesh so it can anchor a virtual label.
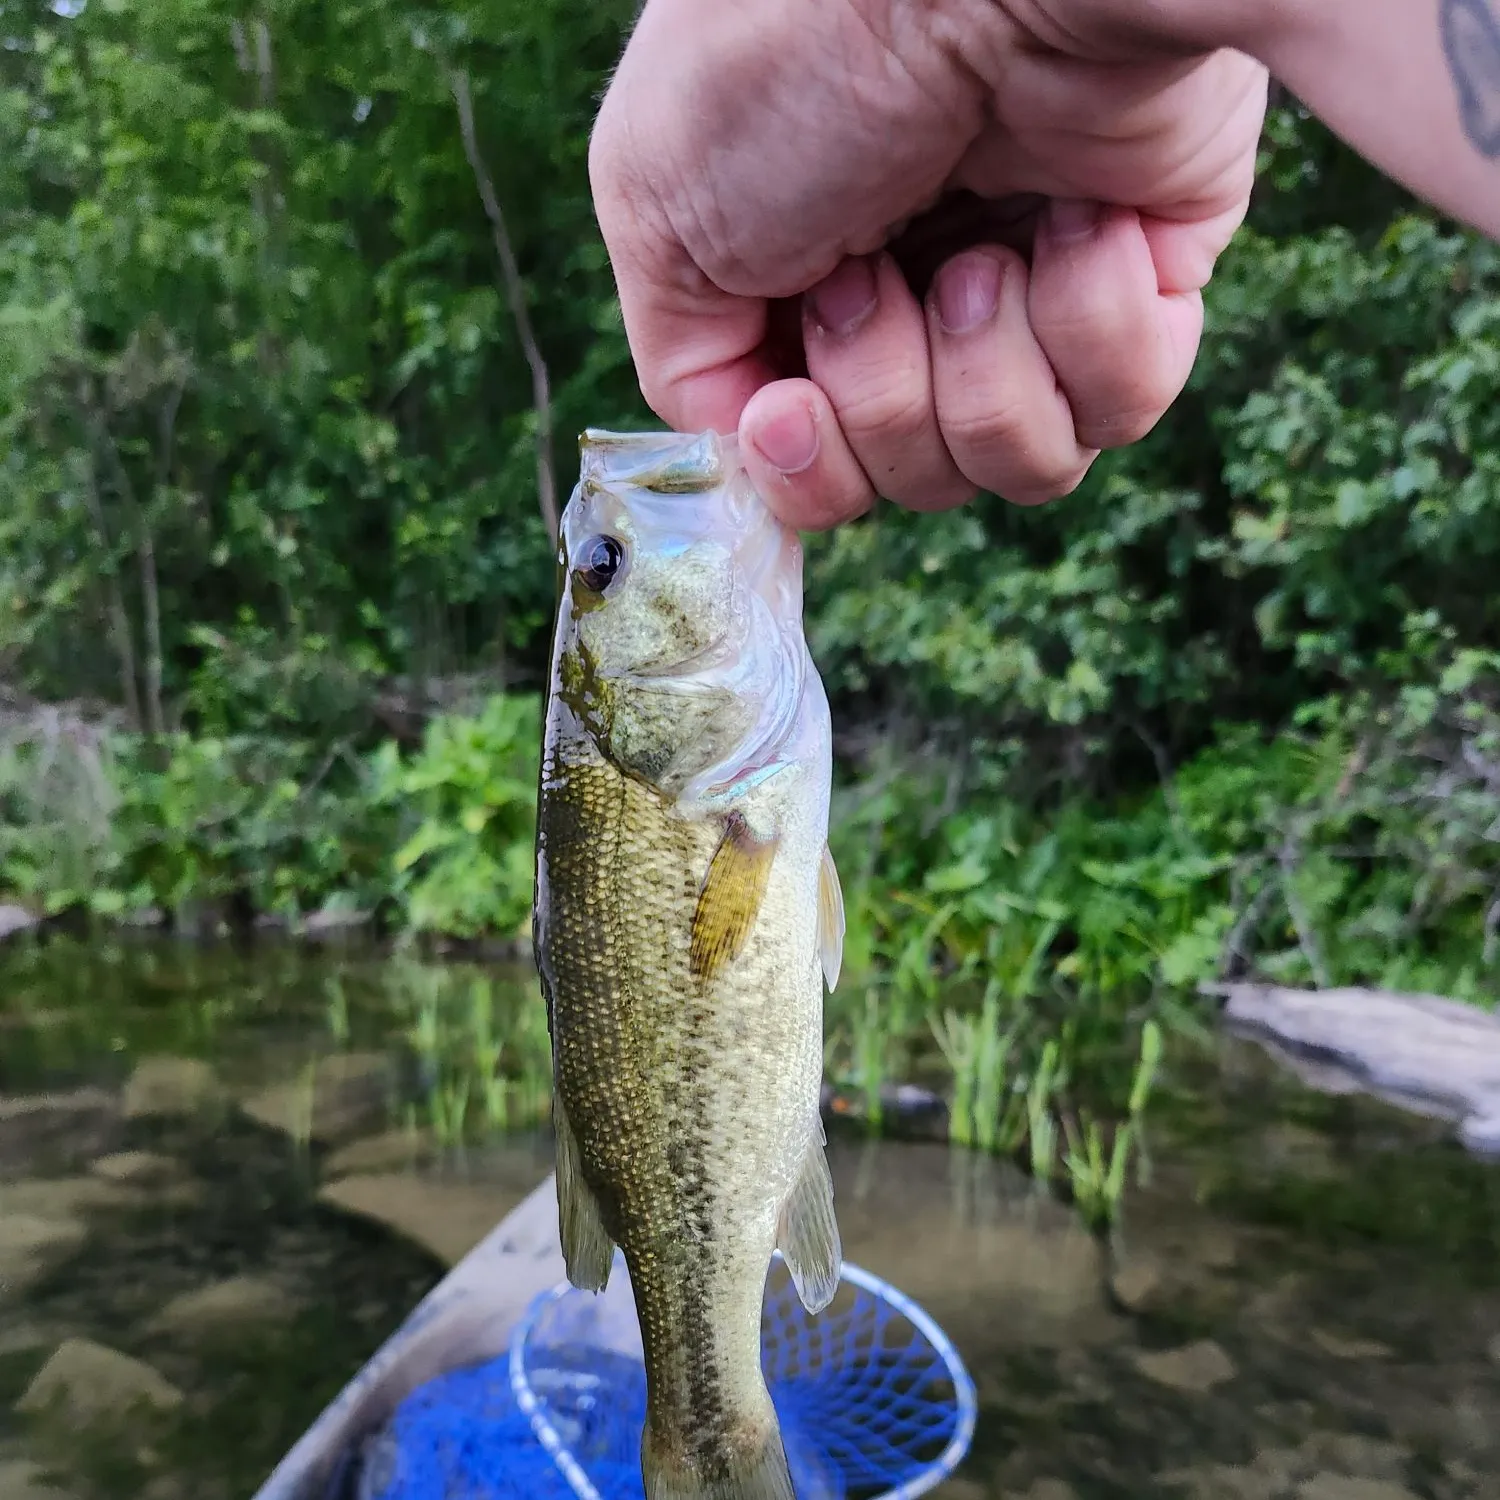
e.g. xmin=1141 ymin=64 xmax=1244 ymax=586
xmin=358 ymin=1256 xmax=973 ymax=1500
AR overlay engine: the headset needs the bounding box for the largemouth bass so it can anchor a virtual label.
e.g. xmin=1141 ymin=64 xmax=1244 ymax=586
xmin=533 ymin=428 xmax=846 ymax=1500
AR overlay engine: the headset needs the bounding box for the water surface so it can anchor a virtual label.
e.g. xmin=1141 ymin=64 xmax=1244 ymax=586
xmin=2 ymin=937 xmax=1498 ymax=1500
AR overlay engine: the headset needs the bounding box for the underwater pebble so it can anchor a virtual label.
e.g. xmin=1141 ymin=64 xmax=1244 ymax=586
xmin=1134 ymin=1339 xmax=1237 ymax=1392
xmin=240 ymin=1052 xmax=392 ymax=1145
xmin=17 ymin=1337 xmax=183 ymax=1425
xmin=0 ymin=1089 xmax=121 ymax=1176
xmin=1310 ymin=1328 xmax=1393 ymax=1359
xmin=1298 ymin=1477 xmax=1418 ymax=1500
xmin=0 ymin=1458 xmax=73 ymax=1499
xmin=90 ymin=1151 xmax=179 ymax=1186
xmin=318 ymin=1170 xmax=534 ymax=1267
xmin=123 ymin=1058 xmax=223 ymax=1119
xmin=324 ymin=1128 xmax=436 ymax=1178
xmin=146 ymin=1275 xmax=299 ymax=1339
xmin=0 ymin=1215 xmax=86 ymax=1303
xmin=1109 ymin=1253 xmax=1165 ymax=1313
xmin=1487 ymin=1331 xmax=1500 ymax=1365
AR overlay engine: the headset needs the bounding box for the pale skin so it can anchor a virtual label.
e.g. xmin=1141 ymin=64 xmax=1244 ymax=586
xmin=588 ymin=0 xmax=1500 ymax=530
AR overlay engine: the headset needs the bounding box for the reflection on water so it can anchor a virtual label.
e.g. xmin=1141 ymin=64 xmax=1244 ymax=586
xmin=2 ymin=937 xmax=1499 ymax=1499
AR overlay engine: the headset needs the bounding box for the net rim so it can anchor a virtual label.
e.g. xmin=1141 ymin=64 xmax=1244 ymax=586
xmin=507 ymin=1252 xmax=978 ymax=1500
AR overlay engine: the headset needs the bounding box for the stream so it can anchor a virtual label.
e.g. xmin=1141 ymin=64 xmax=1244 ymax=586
xmin=2 ymin=936 xmax=1499 ymax=1500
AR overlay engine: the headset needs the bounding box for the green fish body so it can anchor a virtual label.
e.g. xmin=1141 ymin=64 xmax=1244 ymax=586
xmin=534 ymin=429 xmax=845 ymax=1500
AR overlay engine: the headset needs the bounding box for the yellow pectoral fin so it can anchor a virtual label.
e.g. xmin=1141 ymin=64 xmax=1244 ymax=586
xmin=689 ymin=813 xmax=779 ymax=981
xmin=817 ymin=843 xmax=845 ymax=993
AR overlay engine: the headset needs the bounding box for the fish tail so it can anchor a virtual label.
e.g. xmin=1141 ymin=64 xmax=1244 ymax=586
xmin=640 ymin=1418 xmax=796 ymax=1500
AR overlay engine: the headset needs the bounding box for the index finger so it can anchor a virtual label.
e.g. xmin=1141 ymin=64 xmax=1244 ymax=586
xmin=590 ymin=157 xmax=781 ymax=437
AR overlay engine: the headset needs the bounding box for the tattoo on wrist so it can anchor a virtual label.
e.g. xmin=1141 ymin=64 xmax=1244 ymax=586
xmin=1441 ymin=0 xmax=1500 ymax=157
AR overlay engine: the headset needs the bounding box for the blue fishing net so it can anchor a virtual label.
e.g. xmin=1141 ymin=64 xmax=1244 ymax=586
xmin=357 ymin=1255 xmax=975 ymax=1500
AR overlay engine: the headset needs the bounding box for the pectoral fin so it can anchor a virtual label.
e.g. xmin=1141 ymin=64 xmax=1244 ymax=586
xmin=553 ymin=1094 xmax=614 ymax=1292
xmin=817 ymin=844 xmax=845 ymax=992
xmin=689 ymin=813 xmax=778 ymax=981
xmin=776 ymin=1120 xmax=842 ymax=1315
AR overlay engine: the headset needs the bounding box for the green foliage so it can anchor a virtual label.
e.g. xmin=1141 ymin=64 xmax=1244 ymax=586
xmin=4 ymin=0 xmax=1500 ymax=1229
xmin=373 ymin=692 xmax=541 ymax=939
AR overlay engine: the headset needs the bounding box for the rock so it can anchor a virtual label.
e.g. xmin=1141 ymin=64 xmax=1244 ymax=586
xmin=147 ymin=1275 xmax=298 ymax=1339
xmin=3 ymin=1176 xmax=128 ymax=1217
xmin=0 ymin=1088 xmax=121 ymax=1175
xmin=1134 ymin=1339 xmax=1237 ymax=1392
xmin=17 ymin=1338 xmax=183 ymax=1425
xmin=324 ymin=1128 xmax=435 ymax=1178
xmin=1309 ymin=1328 xmax=1392 ymax=1359
xmin=1487 ymin=1331 xmax=1500 ymax=1365
xmin=90 ymin=1151 xmax=178 ymax=1186
xmin=0 ymin=1214 xmax=86 ymax=1301
xmin=318 ymin=1171 xmax=531 ymax=1267
xmin=1293 ymin=1434 xmax=1410 ymax=1485
xmin=123 ymin=1058 xmax=223 ymax=1119
xmin=1298 ymin=1478 xmax=1418 ymax=1500
xmin=927 ymin=1481 xmax=988 ymax=1500
xmin=1109 ymin=1252 xmax=1165 ymax=1313
xmin=302 ymin=905 xmax=371 ymax=937
xmin=240 ymin=1052 xmax=392 ymax=1145
xmin=0 ymin=904 xmax=39 ymax=941
xmin=0 ymin=1459 xmax=72 ymax=1499
xmin=1216 ymin=981 xmax=1500 ymax=1160
xmin=1018 ymin=1484 xmax=1079 ymax=1500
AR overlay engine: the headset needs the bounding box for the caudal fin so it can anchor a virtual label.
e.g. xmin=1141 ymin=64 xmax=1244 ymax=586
xmin=640 ymin=1421 xmax=796 ymax=1500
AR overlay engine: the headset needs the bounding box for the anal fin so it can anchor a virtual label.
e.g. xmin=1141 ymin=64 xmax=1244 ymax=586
xmin=776 ymin=1119 xmax=842 ymax=1315
xmin=553 ymin=1093 xmax=614 ymax=1292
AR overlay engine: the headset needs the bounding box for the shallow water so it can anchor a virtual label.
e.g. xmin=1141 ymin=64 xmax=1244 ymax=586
xmin=2 ymin=937 xmax=1499 ymax=1500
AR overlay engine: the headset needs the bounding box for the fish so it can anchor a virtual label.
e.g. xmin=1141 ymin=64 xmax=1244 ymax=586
xmin=532 ymin=427 xmax=847 ymax=1500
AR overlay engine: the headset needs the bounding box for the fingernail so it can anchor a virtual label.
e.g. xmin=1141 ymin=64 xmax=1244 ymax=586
xmin=934 ymin=252 xmax=1002 ymax=335
xmin=1048 ymin=198 xmax=1100 ymax=243
xmin=752 ymin=402 xmax=819 ymax=475
xmin=807 ymin=257 xmax=878 ymax=336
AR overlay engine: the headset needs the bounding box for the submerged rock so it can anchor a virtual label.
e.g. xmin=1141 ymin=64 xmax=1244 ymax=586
xmin=0 ymin=1214 xmax=86 ymax=1302
xmin=0 ymin=1459 xmax=73 ymax=1500
xmin=240 ymin=1052 xmax=392 ymax=1145
xmin=4 ymin=1176 xmax=130 ymax=1217
xmin=89 ymin=1151 xmax=178 ymax=1186
xmin=323 ymin=1128 xmax=435 ymax=1178
xmin=1134 ymin=1339 xmax=1237 ymax=1392
xmin=1298 ymin=1478 xmax=1418 ymax=1500
xmin=147 ymin=1275 xmax=299 ymax=1339
xmin=0 ymin=1088 xmax=121 ymax=1175
xmin=17 ymin=1338 xmax=183 ymax=1425
xmin=318 ymin=1171 xmax=533 ymax=1267
xmin=1214 ymin=982 xmax=1500 ymax=1158
xmin=1309 ymin=1328 xmax=1392 ymax=1360
xmin=123 ymin=1057 xmax=223 ymax=1120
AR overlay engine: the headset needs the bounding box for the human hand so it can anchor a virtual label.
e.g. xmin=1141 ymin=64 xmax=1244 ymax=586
xmin=588 ymin=0 xmax=1269 ymax=528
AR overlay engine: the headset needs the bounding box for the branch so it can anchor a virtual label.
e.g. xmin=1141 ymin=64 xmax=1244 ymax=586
xmin=448 ymin=67 xmax=559 ymax=547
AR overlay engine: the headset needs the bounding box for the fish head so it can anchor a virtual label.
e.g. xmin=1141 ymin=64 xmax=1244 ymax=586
xmin=549 ymin=429 xmax=809 ymax=800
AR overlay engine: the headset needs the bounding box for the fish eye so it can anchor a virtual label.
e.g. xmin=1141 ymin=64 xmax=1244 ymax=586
xmin=575 ymin=534 xmax=626 ymax=593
